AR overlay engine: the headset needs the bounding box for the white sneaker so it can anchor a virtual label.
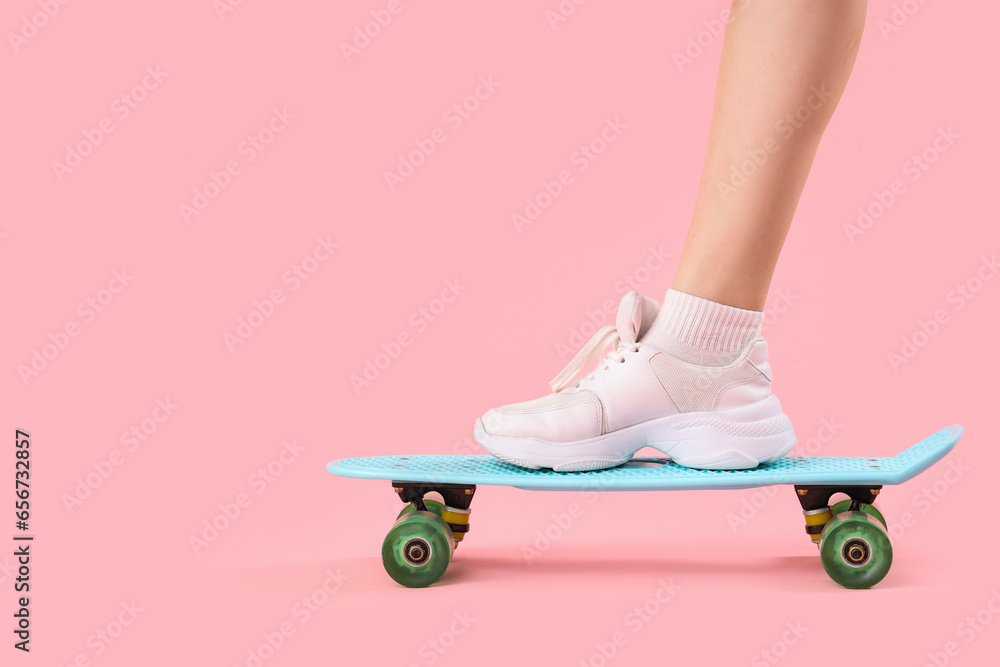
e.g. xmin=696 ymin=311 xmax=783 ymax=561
xmin=474 ymin=292 xmax=796 ymax=471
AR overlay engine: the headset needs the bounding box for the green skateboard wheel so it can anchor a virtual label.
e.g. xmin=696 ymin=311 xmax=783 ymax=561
xmin=829 ymin=500 xmax=887 ymax=529
xmin=396 ymin=498 xmax=445 ymax=520
xmin=382 ymin=511 xmax=454 ymax=588
xmin=820 ymin=511 xmax=893 ymax=589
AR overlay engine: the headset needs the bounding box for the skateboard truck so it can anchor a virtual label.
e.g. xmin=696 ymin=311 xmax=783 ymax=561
xmin=795 ymin=485 xmax=882 ymax=546
xmin=392 ymin=481 xmax=476 ymax=546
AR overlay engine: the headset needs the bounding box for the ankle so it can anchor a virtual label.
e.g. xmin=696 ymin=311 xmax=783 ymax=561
xmin=642 ymin=289 xmax=763 ymax=366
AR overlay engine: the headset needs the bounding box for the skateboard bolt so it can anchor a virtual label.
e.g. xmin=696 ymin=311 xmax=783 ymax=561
xmin=843 ymin=538 xmax=870 ymax=566
xmin=403 ymin=538 xmax=430 ymax=565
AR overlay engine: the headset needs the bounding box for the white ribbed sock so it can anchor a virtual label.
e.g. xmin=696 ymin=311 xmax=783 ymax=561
xmin=641 ymin=289 xmax=763 ymax=366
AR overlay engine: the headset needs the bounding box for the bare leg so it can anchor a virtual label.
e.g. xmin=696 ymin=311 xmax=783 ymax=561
xmin=475 ymin=1 xmax=868 ymax=470
xmin=672 ymin=0 xmax=867 ymax=311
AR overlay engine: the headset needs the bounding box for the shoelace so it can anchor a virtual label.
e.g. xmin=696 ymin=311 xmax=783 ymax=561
xmin=548 ymin=325 xmax=640 ymax=393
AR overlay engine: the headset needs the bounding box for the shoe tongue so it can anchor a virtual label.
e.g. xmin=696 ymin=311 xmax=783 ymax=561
xmin=616 ymin=291 xmax=660 ymax=345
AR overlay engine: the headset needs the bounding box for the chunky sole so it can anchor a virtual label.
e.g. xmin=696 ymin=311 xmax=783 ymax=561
xmin=474 ymin=395 xmax=796 ymax=472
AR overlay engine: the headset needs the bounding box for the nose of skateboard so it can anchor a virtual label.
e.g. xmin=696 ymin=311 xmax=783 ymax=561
xmin=943 ymin=424 xmax=963 ymax=441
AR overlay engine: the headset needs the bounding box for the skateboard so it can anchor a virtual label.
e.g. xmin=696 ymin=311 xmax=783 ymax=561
xmin=327 ymin=424 xmax=962 ymax=589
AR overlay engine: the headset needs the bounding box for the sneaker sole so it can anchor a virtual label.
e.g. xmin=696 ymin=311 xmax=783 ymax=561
xmin=474 ymin=395 xmax=796 ymax=472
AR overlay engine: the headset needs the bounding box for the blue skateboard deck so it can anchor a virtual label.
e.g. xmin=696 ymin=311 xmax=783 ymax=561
xmin=328 ymin=425 xmax=962 ymax=589
xmin=328 ymin=425 xmax=961 ymax=491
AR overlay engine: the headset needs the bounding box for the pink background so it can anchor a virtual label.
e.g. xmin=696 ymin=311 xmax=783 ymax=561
xmin=3 ymin=0 xmax=999 ymax=665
